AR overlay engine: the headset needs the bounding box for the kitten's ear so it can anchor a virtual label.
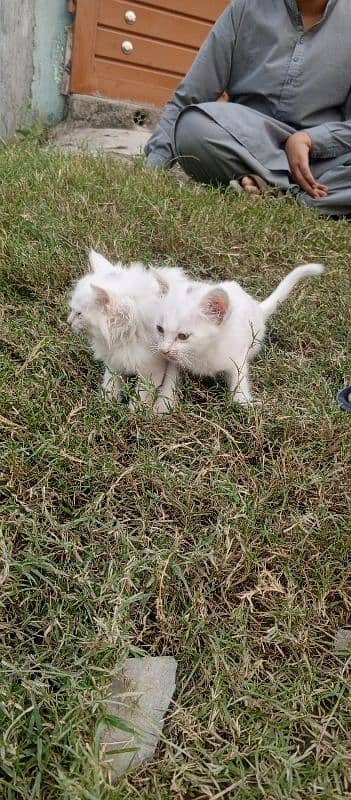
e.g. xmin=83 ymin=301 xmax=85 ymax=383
xmin=151 ymin=269 xmax=170 ymax=296
xmin=200 ymin=288 xmax=230 ymax=325
xmin=88 ymin=249 xmax=113 ymax=273
xmin=90 ymin=284 xmax=110 ymax=308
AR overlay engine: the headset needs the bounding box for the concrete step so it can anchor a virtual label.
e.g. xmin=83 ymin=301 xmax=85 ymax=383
xmin=67 ymin=93 xmax=161 ymax=130
xmin=49 ymin=123 xmax=151 ymax=158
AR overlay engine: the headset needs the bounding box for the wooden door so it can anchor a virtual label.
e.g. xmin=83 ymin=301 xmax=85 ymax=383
xmin=70 ymin=0 xmax=229 ymax=106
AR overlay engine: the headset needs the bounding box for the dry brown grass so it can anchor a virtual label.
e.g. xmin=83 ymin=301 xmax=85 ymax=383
xmin=0 ymin=140 xmax=350 ymax=799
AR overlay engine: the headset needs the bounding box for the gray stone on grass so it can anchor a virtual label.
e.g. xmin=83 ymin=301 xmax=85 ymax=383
xmin=101 ymin=656 xmax=177 ymax=778
xmin=334 ymin=629 xmax=351 ymax=653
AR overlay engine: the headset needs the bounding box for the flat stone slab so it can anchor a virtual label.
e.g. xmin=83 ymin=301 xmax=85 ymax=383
xmin=49 ymin=124 xmax=151 ymax=159
xmin=334 ymin=629 xmax=351 ymax=652
xmin=101 ymin=656 xmax=177 ymax=778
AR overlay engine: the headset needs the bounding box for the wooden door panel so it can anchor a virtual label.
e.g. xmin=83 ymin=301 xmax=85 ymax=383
xmin=129 ymin=0 xmax=228 ymax=22
xmin=70 ymin=0 xmax=99 ymax=95
xmin=70 ymin=0 xmax=230 ymax=104
xmin=98 ymin=1 xmax=212 ymax=49
xmin=95 ymin=59 xmax=178 ymax=105
xmin=95 ymin=28 xmax=195 ymax=75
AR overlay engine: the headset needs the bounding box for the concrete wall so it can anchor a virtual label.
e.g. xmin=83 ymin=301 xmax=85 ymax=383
xmin=0 ymin=1 xmax=35 ymax=139
xmin=0 ymin=0 xmax=71 ymax=139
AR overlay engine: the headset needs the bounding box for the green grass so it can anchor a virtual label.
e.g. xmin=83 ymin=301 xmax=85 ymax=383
xmin=0 ymin=138 xmax=351 ymax=800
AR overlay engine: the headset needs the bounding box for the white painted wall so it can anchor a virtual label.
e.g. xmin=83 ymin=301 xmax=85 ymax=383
xmin=0 ymin=1 xmax=35 ymax=139
xmin=32 ymin=0 xmax=72 ymax=126
xmin=0 ymin=0 xmax=72 ymax=139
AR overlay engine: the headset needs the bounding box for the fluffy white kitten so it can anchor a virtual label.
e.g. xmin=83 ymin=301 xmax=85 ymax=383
xmin=68 ymin=250 xmax=186 ymax=412
xmin=153 ymin=263 xmax=324 ymax=405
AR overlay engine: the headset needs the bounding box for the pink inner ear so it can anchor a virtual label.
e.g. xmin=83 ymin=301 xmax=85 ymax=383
xmin=209 ymin=297 xmax=226 ymax=318
xmin=151 ymin=269 xmax=169 ymax=296
xmin=202 ymin=289 xmax=229 ymax=323
xmin=91 ymin=284 xmax=110 ymax=308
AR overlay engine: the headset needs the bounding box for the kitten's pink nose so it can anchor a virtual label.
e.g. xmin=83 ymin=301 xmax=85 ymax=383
xmin=161 ymin=345 xmax=174 ymax=358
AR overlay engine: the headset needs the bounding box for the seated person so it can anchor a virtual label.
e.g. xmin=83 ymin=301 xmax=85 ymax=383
xmin=145 ymin=0 xmax=351 ymax=216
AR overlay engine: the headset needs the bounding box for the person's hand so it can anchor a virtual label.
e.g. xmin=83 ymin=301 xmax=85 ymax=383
xmin=285 ymin=132 xmax=328 ymax=199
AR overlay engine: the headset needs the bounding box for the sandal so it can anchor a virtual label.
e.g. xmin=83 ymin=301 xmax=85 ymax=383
xmin=242 ymin=174 xmax=269 ymax=193
xmin=229 ymin=174 xmax=268 ymax=195
xmin=229 ymin=174 xmax=284 ymax=196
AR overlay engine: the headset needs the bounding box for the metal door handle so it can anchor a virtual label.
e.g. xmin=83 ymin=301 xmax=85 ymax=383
xmin=121 ymin=40 xmax=134 ymax=54
xmin=124 ymin=10 xmax=136 ymax=24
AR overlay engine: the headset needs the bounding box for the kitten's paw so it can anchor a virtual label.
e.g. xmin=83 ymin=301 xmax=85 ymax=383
xmin=153 ymin=395 xmax=174 ymax=414
xmin=233 ymin=393 xmax=263 ymax=408
xmin=101 ymin=385 xmax=122 ymax=401
xmin=232 ymin=392 xmax=253 ymax=406
xmin=129 ymin=391 xmax=154 ymax=413
xmin=101 ymin=376 xmax=122 ymax=401
xmin=138 ymin=391 xmax=154 ymax=406
xmin=128 ymin=397 xmax=139 ymax=413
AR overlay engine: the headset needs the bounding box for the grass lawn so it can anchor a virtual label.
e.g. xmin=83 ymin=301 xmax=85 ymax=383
xmin=1 ymin=137 xmax=350 ymax=800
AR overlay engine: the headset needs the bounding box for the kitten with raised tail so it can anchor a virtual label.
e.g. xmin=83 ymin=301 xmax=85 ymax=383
xmin=68 ymin=250 xmax=186 ymax=413
xmin=153 ymin=263 xmax=324 ymax=405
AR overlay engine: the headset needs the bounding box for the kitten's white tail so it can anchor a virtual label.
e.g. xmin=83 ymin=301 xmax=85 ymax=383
xmin=260 ymin=263 xmax=324 ymax=320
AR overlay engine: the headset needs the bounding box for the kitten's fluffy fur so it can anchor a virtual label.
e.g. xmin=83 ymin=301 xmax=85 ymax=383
xmin=154 ymin=264 xmax=324 ymax=405
xmin=68 ymin=250 xmax=186 ymax=412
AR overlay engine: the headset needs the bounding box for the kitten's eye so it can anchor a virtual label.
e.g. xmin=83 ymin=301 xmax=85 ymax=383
xmin=156 ymin=324 xmax=164 ymax=334
xmin=177 ymin=332 xmax=190 ymax=341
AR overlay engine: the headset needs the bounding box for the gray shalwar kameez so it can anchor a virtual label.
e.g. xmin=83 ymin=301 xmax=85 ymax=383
xmin=144 ymin=0 xmax=351 ymax=216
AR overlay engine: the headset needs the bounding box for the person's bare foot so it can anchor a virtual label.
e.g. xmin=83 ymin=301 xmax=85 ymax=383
xmin=241 ymin=176 xmax=261 ymax=196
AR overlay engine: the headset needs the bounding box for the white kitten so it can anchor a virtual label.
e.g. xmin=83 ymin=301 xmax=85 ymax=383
xmin=68 ymin=250 xmax=186 ymax=412
xmin=153 ymin=264 xmax=324 ymax=405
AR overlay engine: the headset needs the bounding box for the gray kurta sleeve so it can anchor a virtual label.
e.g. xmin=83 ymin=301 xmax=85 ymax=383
xmin=144 ymin=3 xmax=237 ymax=168
xmin=305 ymin=90 xmax=351 ymax=160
